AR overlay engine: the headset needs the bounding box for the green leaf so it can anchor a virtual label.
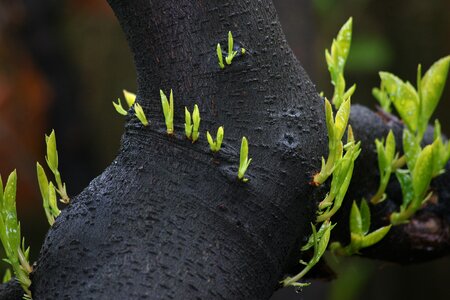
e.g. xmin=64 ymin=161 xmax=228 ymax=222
xmin=45 ymin=130 xmax=58 ymax=173
xmin=112 ymin=98 xmax=128 ymax=116
xmin=360 ymin=199 xmax=371 ymax=235
xmin=379 ymin=72 xmax=419 ymax=132
xmin=349 ymin=201 xmax=363 ymax=236
xmin=238 ymin=137 xmax=252 ymax=181
xmin=217 ymin=43 xmax=224 ymax=69
xmin=134 ymin=103 xmax=149 ymax=126
xmin=192 ymin=104 xmax=201 ymax=142
xmin=325 ymin=99 xmax=335 ymax=144
xmin=216 ymin=126 xmax=224 ymax=150
xmin=403 ymin=129 xmax=421 ymax=171
xmin=395 ymin=169 xmax=414 ymax=209
xmin=185 ymin=107 xmax=192 ymax=139
xmin=36 ymin=162 xmax=49 ymax=206
xmin=3 ymin=171 xmax=20 ymax=258
xmin=2 ymin=269 xmax=11 ymax=283
xmin=420 ymin=56 xmax=450 ymax=125
xmin=314 ymin=222 xmax=332 ymax=263
xmin=334 ymin=98 xmax=351 ymax=141
xmin=375 ymin=139 xmax=387 ymax=174
xmin=160 ymin=89 xmax=169 ymax=120
xmin=412 ymin=145 xmax=434 ymax=202
xmin=385 ymin=131 xmax=396 ymax=163
xmin=361 ymin=225 xmax=392 ymax=248
xmin=122 ymin=89 xmax=136 ymax=108
xmin=334 ymin=17 xmax=352 ymax=71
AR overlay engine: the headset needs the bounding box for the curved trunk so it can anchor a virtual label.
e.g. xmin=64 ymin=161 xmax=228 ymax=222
xmin=31 ymin=0 xmax=326 ymax=299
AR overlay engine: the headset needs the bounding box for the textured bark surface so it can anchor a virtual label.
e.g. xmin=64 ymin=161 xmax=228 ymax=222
xmin=0 ymin=1 xmax=449 ymax=299
xmin=31 ymin=0 xmax=326 ymax=299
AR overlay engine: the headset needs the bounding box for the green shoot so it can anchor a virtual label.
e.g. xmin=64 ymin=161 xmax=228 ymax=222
xmin=112 ymin=98 xmax=128 ymax=116
xmin=316 ymin=138 xmax=361 ymax=222
xmin=192 ymin=105 xmax=201 ymax=142
xmin=330 ymin=200 xmax=391 ymax=256
xmin=241 ymin=48 xmax=246 ymax=55
xmin=325 ymin=17 xmax=355 ymax=109
xmin=0 ymin=171 xmax=32 ymax=299
xmin=160 ymin=89 xmax=174 ymax=134
xmin=432 ymin=120 xmax=450 ymax=177
xmin=184 ymin=107 xmax=192 ymax=139
xmin=206 ymin=126 xmax=224 ymax=153
xmin=112 ymin=90 xmax=136 ymax=116
xmin=225 ymin=31 xmax=238 ymax=65
xmin=217 ymin=44 xmax=225 ymax=69
xmin=133 ymin=103 xmax=149 ymax=126
xmin=37 ymin=162 xmax=60 ymax=226
xmin=2 ymin=268 xmax=11 ymax=283
xmin=123 ymin=89 xmax=136 ymax=107
xmin=372 ymin=82 xmax=392 ymax=113
xmin=371 ymin=130 xmax=398 ymax=204
xmin=313 ymin=98 xmax=351 ymax=185
xmin=238 ymin=137 xmax=252 ymax=182
xmin=282 ymin=221 xmax=333 ymax=288
xmin=378 ymin=55 xmax=450 ymax=141
xmin=390 ymin=144 xmax=435 ymax=225
xmin=44 ymin=130 xmax=69 ymax=204
xmin=184 ymin=105 xmax=201 ymax=142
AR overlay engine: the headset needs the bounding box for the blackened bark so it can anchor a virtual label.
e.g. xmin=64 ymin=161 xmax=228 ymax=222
xmin=31 ymin=0 xmax=326 ymax=299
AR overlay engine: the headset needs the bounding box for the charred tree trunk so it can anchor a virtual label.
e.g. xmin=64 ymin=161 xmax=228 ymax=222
xmin=1 ymin=0 xmax=449 ymax=299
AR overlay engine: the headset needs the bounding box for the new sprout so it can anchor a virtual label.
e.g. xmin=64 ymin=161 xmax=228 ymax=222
xmin=185 ymin=105 xmax=201 ymax=142
xmin=238 ymin=137 xmax=252 ymax=182
xmin=112 ymin=90 xmax=136 ymax=115
xmin=206 ymin=126 xmax=224 ymax=152
xmin=217 ymin=44 xmax=225 ymax=69
xmin=330 ymin=200 xmax=391 ymax=256
xmin=0 ymin=171 xmax=33 ymax=299
xmin=160 ymin=89 xmax=174 ymax=134
xmin=37 ymin=162 xmax=61 ymax=226
xmin=44 ymin=130 xmax=69 ymax=204
xmin=282 ymin=221 xmax=333 ymax=288
xmin=225 ymin=31 xmax=238 ymax=65
xmin=134 ymin=103 xmax=149 ymax=126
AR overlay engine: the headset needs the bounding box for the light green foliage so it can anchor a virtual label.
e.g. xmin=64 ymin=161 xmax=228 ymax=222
xmin=0 ymin=171 xmax=32 ymax=299
xmin=325 ymin=17 xmax=355 ymax=109
xmin=330 ymin=200 xmax=391 ymax=256
xmin=379 ymin=72 xmax=419 ymax=133
xmin=123 ymin=89 xmax=136 ymax=107
xmin=184 ymin=107 xmax=192 ymax=139
xmin=282 ymin=221 xmax=333 ymax=288
xmin=371 ymin=131 xmax=398 ymax=204
xmin=184 ymin=105 xmax=201 ymax=142
xmin=37 ymin=162 xmax=60 ymax=226
xmin=373 ymin=55 xmax=450 ymax=224
xmin=237 ymin=137 xmax=252 ymax=182
xmin=112 ymin=90 xmax=136 ymax=115
xmin=378 ymin=55 xmax=450 ymax=140
xmin=316 ymin=138 xmax=361 ymax=222
xmin=432 ymin=120 xmax=450 ymax=176
xmin=2 ymin=268 xmax=11 ymax=283
xmin=372 ymin=82 xmax=391 ymax=113
xmin=133 ymin=103 xmax=149 ymax=126
xmin=44 ymin=130 xmax=69 ymax=204
xmin=112 ymin=98 xmax=128 ymax=116
xmin=217 ymin=31 xmax=242 ymax=68
xmin=225 ymin=31 xmax=238 ymax=65
xmin=216 ymin=43 xmax=225 ymax=69
xmin=160 ymin=89 xmax=174 ymax=134
xmin=390 ymin=144 xmax=435 ymax=225
xmin=206 ymin=126 xmax=224 ymax=153
xmin=314 ymin=98 xmax=352 ymax=185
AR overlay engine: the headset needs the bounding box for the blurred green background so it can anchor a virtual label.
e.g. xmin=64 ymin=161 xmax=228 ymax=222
xmin=0 ymin=0 xmax=448 ymax=299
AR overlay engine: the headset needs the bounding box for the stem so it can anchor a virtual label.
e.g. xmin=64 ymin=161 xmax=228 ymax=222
xmin=282 ymin=263 xmax=313 ymax=287
xmin=392 ymin=155 xmax=406 ymax=171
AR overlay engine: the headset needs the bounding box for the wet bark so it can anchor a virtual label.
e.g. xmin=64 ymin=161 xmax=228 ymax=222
xmin=0 ymin=0 xmax=449 ymax=299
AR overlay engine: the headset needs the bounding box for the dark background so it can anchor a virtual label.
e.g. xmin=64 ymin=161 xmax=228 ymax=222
xmin=0 ymin=0 xmax=449 ymax=299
